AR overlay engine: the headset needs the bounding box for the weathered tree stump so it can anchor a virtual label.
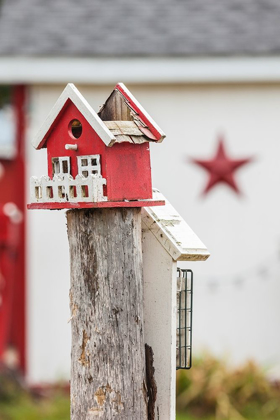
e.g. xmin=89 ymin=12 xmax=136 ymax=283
xmin=67 ymin=208 xmax=148 ymax=419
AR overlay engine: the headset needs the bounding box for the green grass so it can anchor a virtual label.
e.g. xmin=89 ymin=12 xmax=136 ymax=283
xmin=0 ymin=393 xmax=70 ymax=420
xmin=1 ymin=396 xmax=277 ymax=420
xmin=0 ymin=367 xmax=70 ymax=420
xmin=177 ymin=416 xmax=213 ymax=420
xmin=176 ymin=414 xmax=280 ymax=420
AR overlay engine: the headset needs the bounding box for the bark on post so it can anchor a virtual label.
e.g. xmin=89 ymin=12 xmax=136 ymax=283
xmin=67 ymin=207 xmax=148 ymax=419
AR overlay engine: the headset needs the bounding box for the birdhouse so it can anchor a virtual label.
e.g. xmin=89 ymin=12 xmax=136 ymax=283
xmin=142 ymin=190 xmax=210 ymax=420
xmin=28 ymin=83 xmax=165 ymax=210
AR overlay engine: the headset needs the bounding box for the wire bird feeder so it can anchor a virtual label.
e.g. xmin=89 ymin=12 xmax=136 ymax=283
xmin=177 ymin=268 xmax=193 ymax=370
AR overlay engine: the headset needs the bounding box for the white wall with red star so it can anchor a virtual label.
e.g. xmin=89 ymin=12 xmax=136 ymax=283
xmin=26 ymin=83 xmax=280 ymax=382
xmin=148 ymin=84 xmax=280 ymax=378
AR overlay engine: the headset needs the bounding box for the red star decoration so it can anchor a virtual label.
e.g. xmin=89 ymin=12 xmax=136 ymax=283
xmin=191 ymin=137 xmax=253 ymax=195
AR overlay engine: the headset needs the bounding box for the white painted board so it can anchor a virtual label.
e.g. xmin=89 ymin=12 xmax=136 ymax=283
xmin=142 ymin=228 xmax=177 ymax=420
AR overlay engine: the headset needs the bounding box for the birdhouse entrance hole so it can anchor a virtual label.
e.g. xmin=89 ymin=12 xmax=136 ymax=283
xmin=69 ymin=119 xmax=82 ymax=139
xmin=176 ymin=268 xmax=193 ymax=370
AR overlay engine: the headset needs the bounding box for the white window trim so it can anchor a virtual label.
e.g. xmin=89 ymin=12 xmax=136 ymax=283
xmin=77 ymin=155 xmax=101 ymax=178
xmin=52 ymin=156 xmax=70 ymax=176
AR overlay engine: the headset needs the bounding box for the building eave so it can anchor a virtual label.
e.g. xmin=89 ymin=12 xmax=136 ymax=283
xmin=1 ymin=56 xmax=280 ymax=85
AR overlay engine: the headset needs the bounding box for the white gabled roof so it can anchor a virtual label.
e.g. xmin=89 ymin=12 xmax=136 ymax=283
xmin=142 ymin=190 xmax=210 ymax=262
xmin=32 ymin=83 xmax=116 ymax=149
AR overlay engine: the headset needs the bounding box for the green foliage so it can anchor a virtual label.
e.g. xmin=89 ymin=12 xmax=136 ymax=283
xmin=0 ymin=86 xmax=12 ymax=109
xmin=176 ymin=354 xmax=280 ymax=420
xmin=1 ymin=356 xmax=280 ymax=420
xmin=0 ymin=371 xmax=23 ymax=403
xmin=0 ymin=366 xmax=69 ymax=420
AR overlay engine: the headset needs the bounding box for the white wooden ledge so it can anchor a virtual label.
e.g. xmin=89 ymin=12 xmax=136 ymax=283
xmin=142 ymin=189 xmax=210 ymax=262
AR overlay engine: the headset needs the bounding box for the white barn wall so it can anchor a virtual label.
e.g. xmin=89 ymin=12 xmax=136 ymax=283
xmin=27 ymin=83 xmax=280 ymax=382
xmin=147 ymin=83 xmax=280 ymax=377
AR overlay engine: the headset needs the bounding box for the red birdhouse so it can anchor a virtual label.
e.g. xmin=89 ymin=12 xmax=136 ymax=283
xmin=28 ymin=83 xmax=165 ymax=210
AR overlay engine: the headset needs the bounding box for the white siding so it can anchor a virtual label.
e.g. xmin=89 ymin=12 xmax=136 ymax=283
xmin=142 ymin=228 xmax=177 ymax=420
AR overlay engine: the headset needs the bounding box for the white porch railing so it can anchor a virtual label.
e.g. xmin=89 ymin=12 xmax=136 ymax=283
xmin=30 ymin=174 xmax=107 ymax=203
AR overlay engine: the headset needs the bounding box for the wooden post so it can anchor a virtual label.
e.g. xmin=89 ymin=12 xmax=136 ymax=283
xmin=67 ymin=207 xmax=148 ymax=419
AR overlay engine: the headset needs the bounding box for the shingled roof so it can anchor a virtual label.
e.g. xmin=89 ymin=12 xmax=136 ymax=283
xmin=0 ymin=0 xmax=279 ymax=57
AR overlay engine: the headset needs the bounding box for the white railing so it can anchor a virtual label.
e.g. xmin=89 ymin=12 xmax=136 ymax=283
xmin=30 ymin=174 xmax=107 ymax=203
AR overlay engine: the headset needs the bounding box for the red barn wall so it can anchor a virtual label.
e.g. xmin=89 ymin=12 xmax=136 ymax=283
xmin=0 ymin=85 xmax=26 ymax=372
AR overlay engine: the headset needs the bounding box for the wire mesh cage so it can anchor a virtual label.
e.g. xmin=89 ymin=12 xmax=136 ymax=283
xmin=176 ymin=268 xmax=193 ymax=370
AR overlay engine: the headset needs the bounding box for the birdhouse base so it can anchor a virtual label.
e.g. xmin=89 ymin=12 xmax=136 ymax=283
xmin=27 ymin=198 xmax=165 ymax=210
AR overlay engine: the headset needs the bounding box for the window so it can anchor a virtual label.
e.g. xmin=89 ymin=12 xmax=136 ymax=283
xmin=77 ymin=155 xmax=101 ymax=178
xmin=52 ymin=157 xmax=70 ymax=176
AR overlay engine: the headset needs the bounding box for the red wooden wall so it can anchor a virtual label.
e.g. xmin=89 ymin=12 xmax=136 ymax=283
xmin=0 ymin=85 xmax=26 ymax=372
